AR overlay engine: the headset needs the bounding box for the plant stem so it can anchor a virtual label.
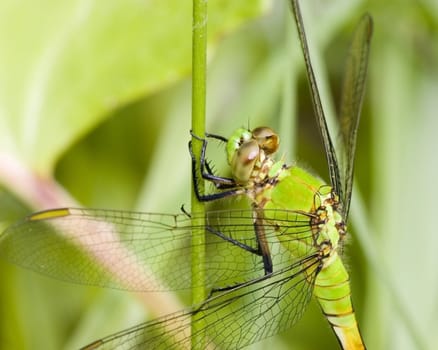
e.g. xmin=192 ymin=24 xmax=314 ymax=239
xmin=191 ymin=0 xmax=207 ymax=348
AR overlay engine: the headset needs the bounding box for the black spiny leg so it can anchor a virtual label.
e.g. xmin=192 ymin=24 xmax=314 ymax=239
xmin=189 ymin=132 xmax=245 ymax=202
xmin=203 ymin=210 xmax=273 ymax=297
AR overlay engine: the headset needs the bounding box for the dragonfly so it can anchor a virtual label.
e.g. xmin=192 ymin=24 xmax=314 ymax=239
xmin=0 ymin=1 xmax=372 ymax=349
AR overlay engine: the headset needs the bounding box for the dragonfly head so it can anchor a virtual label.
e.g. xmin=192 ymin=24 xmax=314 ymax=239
xmin=227 ymin=127 xmax=280 ymax=185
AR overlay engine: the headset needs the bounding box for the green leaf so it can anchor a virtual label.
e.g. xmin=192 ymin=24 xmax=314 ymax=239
xmin=0 ymin=0 xmax=266 ymax=174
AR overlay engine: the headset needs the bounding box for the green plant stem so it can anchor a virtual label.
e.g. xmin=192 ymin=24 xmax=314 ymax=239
xmin=191 ymin=0 xmax=207 ymax=348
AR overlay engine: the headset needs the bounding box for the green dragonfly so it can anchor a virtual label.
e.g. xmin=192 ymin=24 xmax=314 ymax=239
xmin=0 ymin=1 xmax=372 ymax=349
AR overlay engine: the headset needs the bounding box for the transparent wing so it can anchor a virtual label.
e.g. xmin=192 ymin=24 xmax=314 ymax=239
xmin=0 ymin=207 xmax=318 ymax=293
xmin=290 ymin=0 xmax=342 ymax=199
xmin=338 ymin=14 xmax=373 ymax=220
xmin=80 ymin=253 xmax=321 ymax=350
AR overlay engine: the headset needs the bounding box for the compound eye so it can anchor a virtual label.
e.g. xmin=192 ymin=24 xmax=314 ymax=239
xmin=252 ymin=127 xmax=280 ymax=155
xmin=231 ymin=139 xmax=259 ymax=184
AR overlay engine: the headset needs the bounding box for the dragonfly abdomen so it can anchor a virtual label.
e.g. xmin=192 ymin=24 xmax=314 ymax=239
xmin=314 ymin=256 xmax=366 ymax=350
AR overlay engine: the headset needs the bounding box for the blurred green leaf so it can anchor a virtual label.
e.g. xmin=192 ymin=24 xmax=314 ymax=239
xmin=0 ymin=0 xmax=266 ymax=174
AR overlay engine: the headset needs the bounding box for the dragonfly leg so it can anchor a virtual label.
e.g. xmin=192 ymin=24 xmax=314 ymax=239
xmin=189 ymin=134 xmax=244 ymax=202
xmin=190 ymin=132 xmax=235 ymax=186
xmin=206 ymin=225 xmax=274 ymax=276
xmin=206 ymin=226 xmax=261 ymax=255
xmin=207 ymin=272 xmax=273 ymax=297
xmin=204 ymin=223 xmax=273 ymax=296
xmin=203 ymin=131 xmax=228 ymax=143
xmin=203 ymin=161 xmax=236 ymax=189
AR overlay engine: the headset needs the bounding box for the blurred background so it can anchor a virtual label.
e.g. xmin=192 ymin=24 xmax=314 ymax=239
xmin=0 ymin=0 xmax=437 ymax=349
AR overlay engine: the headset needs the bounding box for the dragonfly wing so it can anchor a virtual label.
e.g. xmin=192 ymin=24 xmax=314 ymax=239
xmin=80 ymin=254 xmax=321 ymax=349
xmin=0 ymin=208 xmax=194 ymax=291
xmin=338 ymin=14 xmax=373 ymax=220
xmin=290 ymin=0 xmax=343 ymax=199
xmin=0 ymin=208 xmax=316 ymax=293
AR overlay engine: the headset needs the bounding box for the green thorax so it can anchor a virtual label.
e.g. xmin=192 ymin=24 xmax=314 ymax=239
xmin=264 ymin=165 xmax=344 ymax=262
